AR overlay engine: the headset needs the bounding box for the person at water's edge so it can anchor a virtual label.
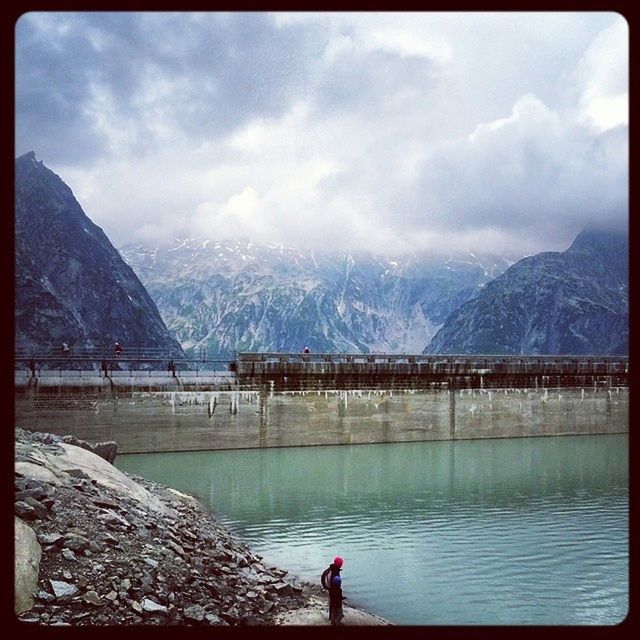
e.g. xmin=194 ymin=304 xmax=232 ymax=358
xmin=321 ymin=556 xmax=346 ymax=625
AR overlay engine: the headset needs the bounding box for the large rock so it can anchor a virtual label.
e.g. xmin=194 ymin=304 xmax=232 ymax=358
xmin=141 ymin=597 xmax=168 ymax=614
xmin=15 ymin=440 xmax=171 ymax=516
xmin=15 ymin=517 xmax=42 ymax=614
xmin=61 ymin=435 xmax=118 ymax=464
xmin=15 ymin=461 xmax=62 ymax=485
xmin=50 ymin=580 xmax=79 ymax=599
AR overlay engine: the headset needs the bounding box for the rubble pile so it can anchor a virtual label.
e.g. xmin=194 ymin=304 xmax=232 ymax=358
xmin=14 ymin=428 xmax=316 ymax=626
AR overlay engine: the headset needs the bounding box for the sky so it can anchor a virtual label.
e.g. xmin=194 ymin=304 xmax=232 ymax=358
xmin=15 ymin=11 xmax=628 ymax=257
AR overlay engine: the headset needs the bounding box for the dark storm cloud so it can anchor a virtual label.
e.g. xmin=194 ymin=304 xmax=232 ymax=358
xmin=15 ymin=12 xmax=324 ymax=162
xmin=15 ymin=14 xmax=111 ymax=162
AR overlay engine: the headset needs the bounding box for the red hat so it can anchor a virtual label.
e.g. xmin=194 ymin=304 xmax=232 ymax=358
xmin=333 ymin=556 xmax=344 ymax=567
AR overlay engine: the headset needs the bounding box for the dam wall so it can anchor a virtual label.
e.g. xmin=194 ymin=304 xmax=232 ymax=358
xmin=14 ymin=386 xmax=628 ymax=454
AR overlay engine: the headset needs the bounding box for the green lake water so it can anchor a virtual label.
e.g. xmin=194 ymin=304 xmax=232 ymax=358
xmin=116 ymin=434 xmax=628 ymax=625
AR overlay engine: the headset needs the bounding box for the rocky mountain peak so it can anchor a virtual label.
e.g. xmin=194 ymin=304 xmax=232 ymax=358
xmin=15 ymin=153 xmax=184 ymax=355
xmin=565 ymin=227 xmax=629 ymax=284
xmin=424 ymin=227 xmax=628 ymax=356
xmin=17 ymin=150 xmax=38 ymax=164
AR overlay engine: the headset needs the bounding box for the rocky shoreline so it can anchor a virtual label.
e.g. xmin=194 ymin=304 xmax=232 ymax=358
xmin=14 ymin=428 xmax=391 ymax=626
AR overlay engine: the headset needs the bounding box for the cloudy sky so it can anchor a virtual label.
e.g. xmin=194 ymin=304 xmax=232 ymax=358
xmin=15 ymin=11 xmax=628 ymax=256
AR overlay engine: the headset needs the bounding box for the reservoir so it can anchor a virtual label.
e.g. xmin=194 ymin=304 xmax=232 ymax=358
xmin=116 ymin=433 xmax=627 ymax=625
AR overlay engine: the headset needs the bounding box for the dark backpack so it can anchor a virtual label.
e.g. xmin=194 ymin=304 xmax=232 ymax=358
xmin=320 ymin=566 xmax=331 ymax=590
xmin=321 ymin=564 xmax=337 ymax=590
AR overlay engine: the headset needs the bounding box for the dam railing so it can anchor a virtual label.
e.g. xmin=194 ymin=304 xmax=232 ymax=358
xmin=234 ymin=352 xmax=629 ymax=390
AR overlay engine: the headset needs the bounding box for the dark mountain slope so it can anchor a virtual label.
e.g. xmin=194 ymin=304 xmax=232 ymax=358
xmin=15 ymin=152 xmax=184 ymax=355
xmin=424 ymin=228 xmax=628 ymax=355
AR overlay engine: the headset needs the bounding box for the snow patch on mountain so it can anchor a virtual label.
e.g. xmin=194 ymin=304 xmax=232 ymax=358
xmin=119 ymin=238 xmax=515 ymax=356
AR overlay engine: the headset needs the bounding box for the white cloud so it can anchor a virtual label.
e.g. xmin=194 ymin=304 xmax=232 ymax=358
xmin=410 ymin=90 xmax=626 ymax=242
xmin=575 ymin=17 xmax=628 ymax=131
xmin=17 ymin=11 xmax=628 ymax=256
xmin=583 ymin=94 xmax=628 ymax=131
xmin=200 ymin=186 xmax=267 ymax=237
xmin=468 ymin=93 xmax=561 ymax=143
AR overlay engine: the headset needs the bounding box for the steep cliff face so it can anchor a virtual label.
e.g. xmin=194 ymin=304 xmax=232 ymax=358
xmin=424 ymin=228 xmax=628 ymax=355
xmin=119 ymin=239 xmax=514 ymax=357
xmin=15 ymin=152 xmax=184 ymax=355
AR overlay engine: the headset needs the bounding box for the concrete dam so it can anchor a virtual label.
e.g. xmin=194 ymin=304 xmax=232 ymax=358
xmin=14 ymin=353 xmax=629 ymax=454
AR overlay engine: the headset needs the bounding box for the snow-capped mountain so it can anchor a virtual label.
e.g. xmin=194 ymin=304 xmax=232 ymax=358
xmin=424 ymin=228 xmax=629 ymax=355
xmin=119 ymin=239 xmax=515 ymax=357
xmin=15 ymin=152 xmax=184 ymax=356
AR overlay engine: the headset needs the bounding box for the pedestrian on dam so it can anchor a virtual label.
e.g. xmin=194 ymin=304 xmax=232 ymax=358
xmin=321 ymin=555 xmax=346 ymax=625
xmin=114 ymin=341 xmax=123 ymax=356
xmin=303 ymin=346 xmax=310 ymax=354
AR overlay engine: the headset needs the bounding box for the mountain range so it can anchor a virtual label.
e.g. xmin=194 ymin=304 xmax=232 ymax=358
xmin=14 ymin=152 xmax=628 ymax=358
xmin=118 ymin=239 xmax=515 ymax=357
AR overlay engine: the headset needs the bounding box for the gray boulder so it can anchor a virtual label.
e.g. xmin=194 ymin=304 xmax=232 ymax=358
xmin=61 ymin=436 xmax=118 ymax=464
xmin=50 ymin=580 xmax=80 ymax=599
xmin=15 ymin=517 xmax=42 ymax=614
